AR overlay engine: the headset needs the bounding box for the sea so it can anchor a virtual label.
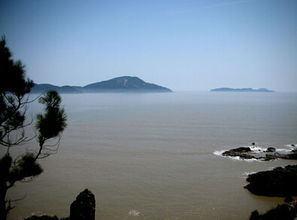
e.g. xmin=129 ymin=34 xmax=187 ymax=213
xmin=6 ymin=91 xmax=297 ymax=220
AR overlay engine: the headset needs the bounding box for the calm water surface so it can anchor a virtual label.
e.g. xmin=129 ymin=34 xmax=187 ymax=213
xmin=6 ymin=92 xmax=297 ymax=220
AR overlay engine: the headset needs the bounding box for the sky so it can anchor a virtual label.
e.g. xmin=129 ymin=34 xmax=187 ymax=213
xmin=0 ymin=0 xmax=296 ymax=91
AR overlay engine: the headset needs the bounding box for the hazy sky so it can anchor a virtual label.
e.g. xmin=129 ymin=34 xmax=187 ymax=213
xmin=1 ymin=0 xmax=296 ymax=91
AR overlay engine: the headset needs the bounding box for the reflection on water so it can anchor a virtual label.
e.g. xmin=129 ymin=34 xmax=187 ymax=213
xmin=7 ymin=92 xmax=297 ymax=220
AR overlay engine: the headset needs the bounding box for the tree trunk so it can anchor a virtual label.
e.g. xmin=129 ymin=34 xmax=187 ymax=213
xmin=0 ymin=154 xmax=11 ymax=220
xmin=0 ymin=180 xmax=7 ymax=220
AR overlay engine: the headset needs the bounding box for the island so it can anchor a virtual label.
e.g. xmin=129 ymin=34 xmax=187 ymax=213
xmin=31 ymin=76 xmax=172 ymax=93
xmin=210 ymin=88 xmax=274 ymax=92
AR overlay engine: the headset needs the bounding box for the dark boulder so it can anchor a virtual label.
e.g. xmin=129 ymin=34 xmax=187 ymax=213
xmin=222 ymin=147 xmax=253 ymax=159
xmin=70 ymin=189 xmax=95 ymax=220
xmin=245 ymin=165 xmax=297 ymax=197
xmin=265 ymin=147 xmax=276 ymax=153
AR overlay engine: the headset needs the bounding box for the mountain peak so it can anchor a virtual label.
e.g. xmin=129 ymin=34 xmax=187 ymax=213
xmin=105 ymin=76 xmax=145 ymax=87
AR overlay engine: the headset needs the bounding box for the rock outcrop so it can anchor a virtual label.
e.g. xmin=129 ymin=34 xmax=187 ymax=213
xmin=222 ymin=146 xmax=297 ymax=161
xmin=70 ymin=189 xmax=95 ymax=220
xmin=222 ymin=147 xmax=253 ymax=159
xmin=245 ymin=165 xmax=297 ymax=197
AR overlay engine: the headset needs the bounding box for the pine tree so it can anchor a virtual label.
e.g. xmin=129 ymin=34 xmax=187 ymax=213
xmin=0 ymin=38 xmax=67 ymax=220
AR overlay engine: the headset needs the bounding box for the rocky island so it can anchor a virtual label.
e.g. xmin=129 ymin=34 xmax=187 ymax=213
xmin=32 ymin=76 xmax=172 ymax=93
xmin=221 ymin=145 xmax=297 ymax=161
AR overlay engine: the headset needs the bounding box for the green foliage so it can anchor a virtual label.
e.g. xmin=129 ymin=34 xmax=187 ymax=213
xmin=8 ymin=153 xmax=43 ymax=184
xmin=0 ymin=37 xmax=33 ymax=147
xmin=38 ymin=90 xmax=62 ymax=109
xmin=36 ymin=90 xmax=67 ymax=144
xmin=0 ymin=39 xmax=33 ymax=96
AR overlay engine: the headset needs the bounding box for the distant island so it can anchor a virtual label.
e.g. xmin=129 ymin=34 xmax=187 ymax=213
xmin=32 ymin=76 xmax=172 ymax=93
xmin=210 ymin=88 xmax=274 ymax=92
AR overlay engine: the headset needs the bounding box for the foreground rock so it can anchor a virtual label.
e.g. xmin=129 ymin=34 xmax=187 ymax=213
xmin=245 ymin=165 xmax=297 ymax=197
xmin=23 ymin=189 xmax=95 ymax=220
xmin=222 ymin=146 xmax=297 ymax=161
xmin=70 ymin=189 xmax=95 ymax=220
xmin=250 ymin=199 xmax=297 ymax=220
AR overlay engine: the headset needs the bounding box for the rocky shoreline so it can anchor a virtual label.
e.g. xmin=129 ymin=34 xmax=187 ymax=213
xmin=217 ymin=144 xmax=297 ymax=219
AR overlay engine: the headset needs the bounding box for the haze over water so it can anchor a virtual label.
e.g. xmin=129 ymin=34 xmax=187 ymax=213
xmin=8 ymin=92 xmax=297 ymax=220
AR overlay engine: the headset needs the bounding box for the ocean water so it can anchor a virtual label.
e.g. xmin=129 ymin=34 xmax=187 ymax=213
xmin=6 ymin=92 xmax=297 ymax=220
